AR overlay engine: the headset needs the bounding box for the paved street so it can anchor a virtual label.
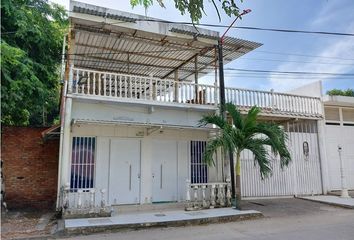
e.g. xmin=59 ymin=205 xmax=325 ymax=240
xmin=62 ymin=198 xmax=354 ymax=240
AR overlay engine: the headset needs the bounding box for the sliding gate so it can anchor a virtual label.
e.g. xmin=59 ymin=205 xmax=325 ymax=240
xmin=241 ymin=120 xmax=322 ymax=197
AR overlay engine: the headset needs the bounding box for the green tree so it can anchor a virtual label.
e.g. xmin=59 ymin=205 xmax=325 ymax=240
xmin=130 ymin=0 xmax=244 ymax=22
xmin=199 ymin=103 xmax=291 ymax=209
xmin=1 ymin=0 xmax=68 ymax=126
xmin=326 ymin=89 xmax=354 ymax=97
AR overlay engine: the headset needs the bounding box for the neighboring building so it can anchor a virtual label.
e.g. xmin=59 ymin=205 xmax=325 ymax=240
xmin=53 ymin=1 xmax=328 ymax=216
xmin=322 ymin=95 xmax=354 ymax=191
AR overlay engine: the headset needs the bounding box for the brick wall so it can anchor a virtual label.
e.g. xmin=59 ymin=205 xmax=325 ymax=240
xmin=1 ymin=126 xmax=59 ymax=210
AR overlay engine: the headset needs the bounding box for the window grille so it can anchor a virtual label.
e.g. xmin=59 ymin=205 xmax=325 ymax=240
xmin=70 ymin=137 xmax=96 ymax=191
xmin=190 ymin=141 xmax=208 ymax=184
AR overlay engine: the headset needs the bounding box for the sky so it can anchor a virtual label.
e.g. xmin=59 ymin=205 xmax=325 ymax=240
xmin=51 ymin=0 xmax=354 ymax=94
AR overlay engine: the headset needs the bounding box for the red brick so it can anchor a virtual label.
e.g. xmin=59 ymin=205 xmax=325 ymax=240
xmin=1 ymin=126 xmax=59 ymax=210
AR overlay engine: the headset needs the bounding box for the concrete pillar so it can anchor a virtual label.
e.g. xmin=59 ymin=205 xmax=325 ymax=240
xmin=317 ymin=119 xmax=329 ymax=194
xmin=60 ymin=96 xmax=72 ymax=187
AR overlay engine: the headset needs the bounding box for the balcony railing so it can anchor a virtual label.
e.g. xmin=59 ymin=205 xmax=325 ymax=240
xmin=225 ymin=87 xmax=322 ymax=117
xmin=70 ymin=67 xmax=217 ymax=106
xmin=68 ymin=67 xmax=322 ymax=118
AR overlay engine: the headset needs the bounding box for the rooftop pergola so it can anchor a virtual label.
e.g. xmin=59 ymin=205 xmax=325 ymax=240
xmin=68 ymin=1 xmax=262 ymax=83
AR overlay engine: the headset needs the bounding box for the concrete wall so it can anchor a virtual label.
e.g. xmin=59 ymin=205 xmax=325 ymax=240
xmin=288 ymin=81 xmax=322 ymax=97
xmin=71 ymin=100 xmax=213 ymax=128
xmin=1 ymin=127 xmax=59 ymax=209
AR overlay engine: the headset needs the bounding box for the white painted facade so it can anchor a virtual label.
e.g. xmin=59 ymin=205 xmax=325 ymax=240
xmin=57 ymin=1 xmax=354 ymax=215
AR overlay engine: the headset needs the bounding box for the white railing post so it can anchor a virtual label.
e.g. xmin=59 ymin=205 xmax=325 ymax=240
xmin=270 ymin=89 xmax=275 ymax=110
xmin=174 ymin=81 xmax=179 ymax=102
xmin=214 ymin=83 xmax=218 ymax=106
xmin=77 ymin=189 xmax=83 ymax=209
xmin=210 ymin=184 xmax=216 ymax=208
xmin=201 ymin=185 xmax=208 ymax=208
xmin=100 ymin=189 xmax=106 ymax=209
xmin=193 ymin=185 xmax=199 ymax=208
xmin=185 ymin=179 xmax=192 ymax=210
xmin=226 ymin=178 xmax=231 ymax=207
xmin=218 ymin=184 xmax=225 ymax=207
xmin=89 ymin=189 xmax=95 ymax=211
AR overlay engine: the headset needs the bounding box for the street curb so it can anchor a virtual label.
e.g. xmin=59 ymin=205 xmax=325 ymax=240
xmin=296 ymin=196 xmax=354 ymax=209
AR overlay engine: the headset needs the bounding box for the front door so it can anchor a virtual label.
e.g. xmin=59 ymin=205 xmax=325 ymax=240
xmin=109 ymin=138 xmax=141 ymax=205
xmin=152 ymin=140 xmax=178 ymax=202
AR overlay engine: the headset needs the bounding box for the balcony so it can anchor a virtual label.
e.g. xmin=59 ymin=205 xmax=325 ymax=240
xmin=67 ymin=67 xmax=323 ymax=119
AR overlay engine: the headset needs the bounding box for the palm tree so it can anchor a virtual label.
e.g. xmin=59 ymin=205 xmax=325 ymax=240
xmin=199 ymin=103 xmax=291 ymax=209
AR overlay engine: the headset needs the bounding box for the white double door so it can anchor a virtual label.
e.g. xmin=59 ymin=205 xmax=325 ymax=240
xmin=108 ymin=138 xmax=178 ymax=205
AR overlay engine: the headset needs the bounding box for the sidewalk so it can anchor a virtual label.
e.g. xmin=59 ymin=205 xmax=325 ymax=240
xmin=299 ymin=195 xmax=354 ymax=209
xmin=64 ymin=208 xmax=262 ymax=234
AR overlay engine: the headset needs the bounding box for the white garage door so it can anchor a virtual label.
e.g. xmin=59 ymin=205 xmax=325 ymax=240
xmin=325 ymin=125 xmax=354 ymax=190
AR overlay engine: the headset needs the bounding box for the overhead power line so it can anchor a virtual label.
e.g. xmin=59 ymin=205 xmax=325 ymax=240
xmin=6 ymin=4 xmax=354 ymax=37
xmin=238 ymin=57 xmax=354 ymax=66
xmin=255 ymin=50 xmax=354 ymax=61
xmin=223 ymin=68 xmax=354 ymax=76
xmin=131 ymin=19 xmax=354 ymax=37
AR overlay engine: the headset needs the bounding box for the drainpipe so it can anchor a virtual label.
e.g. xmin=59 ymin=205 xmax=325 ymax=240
xmin=56 ymin=34 xmax=67 ymax=209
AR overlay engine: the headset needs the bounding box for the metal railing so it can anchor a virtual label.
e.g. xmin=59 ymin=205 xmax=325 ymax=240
xmin=68 ymin=67 xmax=322 ymax=117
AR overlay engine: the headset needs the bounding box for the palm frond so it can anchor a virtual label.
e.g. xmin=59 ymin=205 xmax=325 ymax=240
xmin=203 ymin=136 xmax=227 ymax=166
xmin=225 ymin=103 xmax=243 ymax=129
xmin=243 ymin=106 xmax=261 ymax=133
xmin=245 ymin=141 xmax=272 ymax=179
xmin=254 ymin=123 xmax=291 ymax=168
xmin=198 ymin=114 xmax=227 ymax=129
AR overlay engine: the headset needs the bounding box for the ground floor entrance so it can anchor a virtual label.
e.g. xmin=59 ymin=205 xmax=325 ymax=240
xmin=108 ymin=138 xmax=180 ymax=205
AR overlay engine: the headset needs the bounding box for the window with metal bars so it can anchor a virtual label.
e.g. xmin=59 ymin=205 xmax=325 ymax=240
xmin=190 ymin=141 xmax=208 ymax=184
xmin=70 ymin=137 xmax=96 ymax=191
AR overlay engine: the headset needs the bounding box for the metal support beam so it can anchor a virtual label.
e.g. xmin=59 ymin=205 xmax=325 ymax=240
xmin=162 ymin=53 xmax=199 ymax=79
xmin=194 ymin=55 xmax=198 ymax=102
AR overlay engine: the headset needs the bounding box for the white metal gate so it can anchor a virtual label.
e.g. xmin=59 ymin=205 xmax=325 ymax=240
xmin=241 ymin=121 xmax=323 ymax=197
xmin=325 ymin=125 xmax=354 ymax=190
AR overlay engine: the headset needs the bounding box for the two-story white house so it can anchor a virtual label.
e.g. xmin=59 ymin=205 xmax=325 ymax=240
xmin=57 ymin=1 xmax=328 ymax=216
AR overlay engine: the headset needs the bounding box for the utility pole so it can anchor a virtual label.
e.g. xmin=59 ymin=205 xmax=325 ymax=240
xmin=218 ymin=9 xmax=252 ymax=207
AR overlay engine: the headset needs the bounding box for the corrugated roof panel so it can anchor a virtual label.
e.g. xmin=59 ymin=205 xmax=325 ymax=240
xmin=70 ymin=3 xmax=262 ymax=79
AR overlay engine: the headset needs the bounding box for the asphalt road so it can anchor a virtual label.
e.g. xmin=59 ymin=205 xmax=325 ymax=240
xmin=63 ymin=198 xmax=354 ymax=240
